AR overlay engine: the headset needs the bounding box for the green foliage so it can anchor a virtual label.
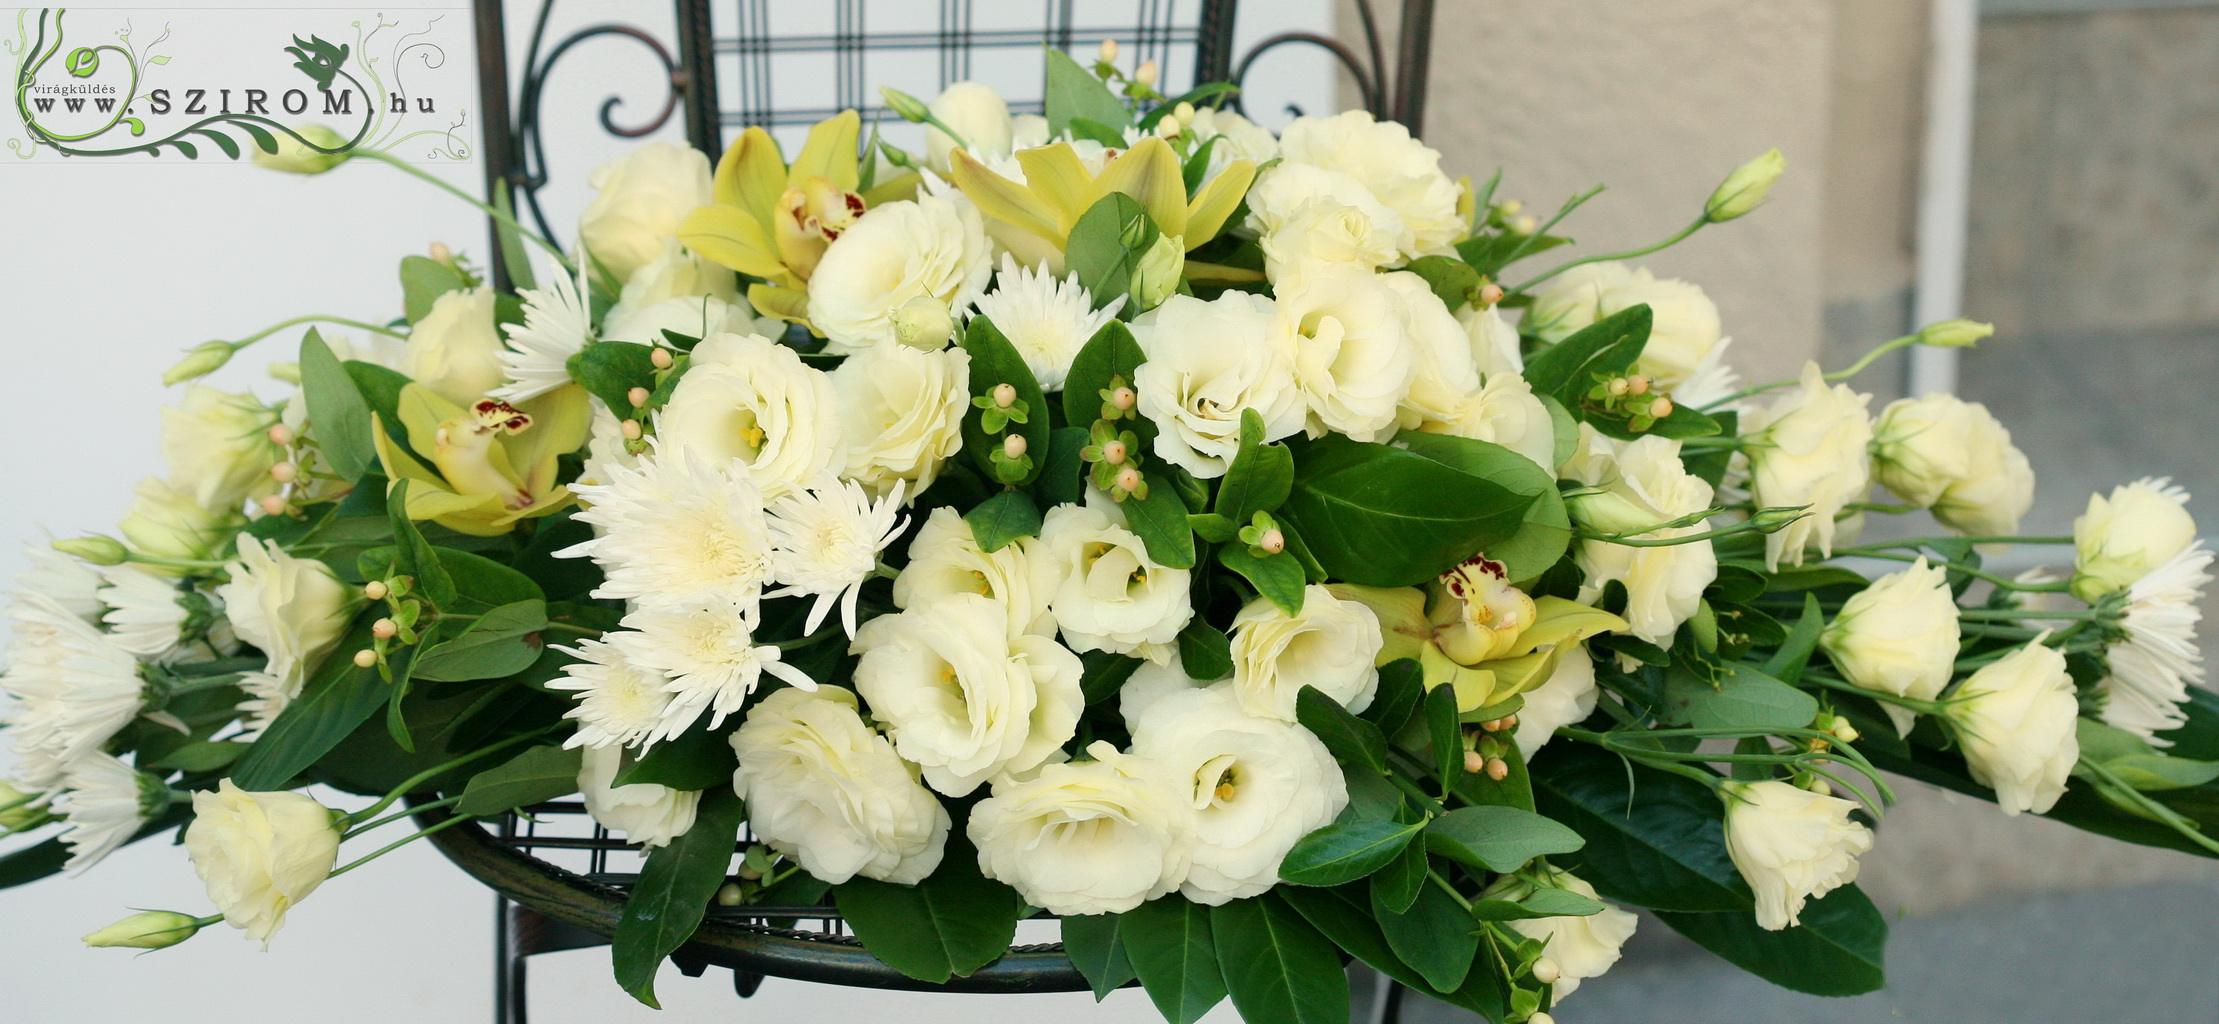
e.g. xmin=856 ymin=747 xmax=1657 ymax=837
xmin=1422 ymin=805 xmax=1585 ymax=873
xmin=1278 ymin=435 xmax=1540 ymax=587
xmin=1214 ymin=409 xmax=1293 ymax=525
xmin=835 ymin=831 xmax=1027 ymax=984
xmin=613 ymin=721 xmax=740 ymax=791
xmin=1372 ymin=879 xmax=1476 ymax=992
xmin=299 ymin=328 xmax=374 ymax=482
xmin=1659 ymin=661 xmax=1820 ymax=731
xmin=1277 ymin=819 xmax=1424 ymax=886
xmin=1122 ymin=897 xmax=1228 ymax=1024
xmin=567 ymin=341 xmax=659 ymax=418
xmin=1062 ymin=913 xmax=1139 ymax=1000
xmin=1217 ymin=542 xmax=1305 ymax=615
xmin=1366 ymin=659 xmax=1425 ymax=738
xmin=228 ymin=614 xmax=386 ymax=790
xmin=960 ymin=316 xmax=1052 ymax=487
xmin=1391 ymin=432 xmax=1570 ymax=582
xmin=1044 ymin=47 xmax=1132 ymax=135
xmin=1177 ymin=619 xmax=1233 ymax=681
xmin=1212 ymin=897 xmax=1350 ymax=1024
xmin=1521 ymin=304 xmax=1652 ymax=406
xmin=400 ymin=255 xmax=470 ymax=324
xmin=1424 ymin=683 xmax=1463 ymax=786
xmin=1066 ymin=194 xmax=1161 ymax=312
xmin=1121 ymin=481 xmax=1196 ymax=569
xmin=1456 ymin=231 xmax=1572 ymax=278
xmin=413 ymin=600 xmax=547 ymax=682
xmin=1370 ymin=839 xmax=1428 ymax=914
xmin=1468 ymin=885 xmax=1607 ymax=921
xmin=1531 ymin=743 xmax=1751 ymax=911
xmin=1061 ymin=321 xmax=1148 ymax=428
xmin=1079 ymin=650 xmax=1146 ymax=705
xmin=1296 ymin=685 xmax=1388 ymax=775
xmin=456 ymin=744 xmax=582 ymax=816
xmin=1656 ymin=885 xmax=1888 ymax=996
xmin=964 ymin=489 xmax=1044 ymax=553
xmin=1402 ymin=255 xmax=1481 ymax=309
xmin=1278 ymin=885 xmax=1508 ymax=1017
xmin=612 ymin=788 xmax=746 ymax=1006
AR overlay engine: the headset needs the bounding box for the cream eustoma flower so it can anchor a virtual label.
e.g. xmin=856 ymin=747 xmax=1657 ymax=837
xmin=731 ymin=687 xmax=949 ymax=885
xmin=1511 ymin=644 xmax=1600 ymax=761
xmin=893 ymin=506 xmax=1060 ymax=638
xmin=160 ymin=386 xmax=282 ymax=511
xmin=602 ymin=294 xmax=761 ymax=347
xmin=1273 ymin=110 xmax=1463 ymax=261
xmin=967 ymin=742 xmax=1196 ymax=915
xmin=1038 ymin=500 xmax=1193 ymax=660
xmin=118 ymin=476 xmax=242 ymax=566
xmin=924 ymin=81 xmax=1014 ymax=174
xmin=579 ymin=141 xmax=714 ymax=287
xmin=2072 ymin=478 xmax=2198 ymax=601
xmin=851 ymin=593 xmax=1084 ymax=796
xmin=1276 ymin=260 xmax=1418 ymax=442
xmin=186 ymin=780 xmax=342 ymax=945
xmin=372 ymin=383 xmax=590 ymax=536
xmin=829 ymin=340 xmax=971 ymax=498
xmin=217 ymin=537 xmax=358 ymax=736
xmin=1229 ymin=585 xmax=1383 ymax=722
xmin=1721 ymin=779 xmax=1873 ymax=930
xmin=1947 ymin=639 xmax=2078 ymax=815
xmin=656 ymin=332 xmax=840 ymax=500
xmin=1128 ymin=685 xmax=1346 ymax=904
xmin=1561 ymin=426 xmax=1718 ymax=647
xmin=1871 ymin=394 xmax=2034 ymax=537
xmin=602 ymin=236 xmax=740 ymax=331
xmin=1245 ymin=162 xmax=1408 ymax=280
xmin=1529 ymin=263 xmax=1725 ymax=393
xmin=405 ymin=287 xmax=510 ymax=408
xmin=1820 ymin=559 xmax=1961 ymax=735
xmin=970 ymin=254 xmax=1123 ymax=391
xmin=1132 ymin=292 xmax=1306 ymax=478
xmin=1391 ymin=271 xmax=1482 ymax=426
xmin=1185 ymin=107 xmax=1279 ymax=182
xmin=1481 ymin=869 xmax=1638 ymax=1000
xmin=1744 ymin=362 xmax=1872 ymax=568
xmin=578 ymin=744 xmax=699 ymax=848
xmin=804 ymin=196 xmax=993 ymax=355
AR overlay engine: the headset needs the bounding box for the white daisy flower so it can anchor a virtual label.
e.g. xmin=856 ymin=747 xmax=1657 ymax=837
xmin=491 ymin=258 xmax=594 ymax=403
xmin=970 ymin=254 xmax=1124 ymax=391
xmin=233 ymin=670 xmax=293 ymax=741
xmin=2100 ymin=542 xmax=2212 ymax=742
xmin=95 ymin=565 xmax=197 ymax=661
xmin=613 ymin=602 xmax=816 ymax=736
xmin=560 ymin=446 xmax=775 ymax=614
xmin=1 ymin=593 xmax=148 ymax=791
xmin=549 ymin=636 xmax=675 ymax=750
xmin=56 ymin=751 xmax=157 ymax=873
xmin=767 ymin=477 xmax=908 ymax=638
xmin=16 ymin=543 xmax=104 ymax=625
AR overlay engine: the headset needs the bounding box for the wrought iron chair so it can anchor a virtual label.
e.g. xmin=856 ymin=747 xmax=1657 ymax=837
xmin=448 ymin=2 xmax=1439 ymax=1021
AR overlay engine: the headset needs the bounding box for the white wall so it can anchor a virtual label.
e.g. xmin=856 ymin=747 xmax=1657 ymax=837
xmin=0 ymin=1 xmax=1321 ymax=1021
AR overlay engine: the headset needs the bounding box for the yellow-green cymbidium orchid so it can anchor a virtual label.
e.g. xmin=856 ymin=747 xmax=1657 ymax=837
xmin=1331 ymin=555 xmax=1628 ymax=716
xmin=371 ymin=383 xmax=591 ymax=536
xmin=948 ymin=135 xmax=1256 ymax=274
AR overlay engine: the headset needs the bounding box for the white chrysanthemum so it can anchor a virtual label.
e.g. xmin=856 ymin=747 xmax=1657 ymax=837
xmin=970 ymin=254 xmax=1124 ymax=391
xmin=612 ymin=601 xmax=815 ymax=737
xmin=16 ymin=544 xmax=104 ymax=625
xmin=56 ymin=751 xmax=152 ymax=873
xmin=492 ymin=259 xmax=594 ymax=403
xmin=95 ymin=565 xmax=194 ymax=661
xmin=1 ymin=593 xmax=147 ymax=790
xmin=233 ymin=670 xmax=294 ymax=742
xmin=549 ymin=636 xmax=674 ymax=750
xmin=562 ymin=446 xmax=774 ymax=614
xmin=2100 ymin=543 xmax=2213 ymax=741
xmin=767 ymin=477 xmax=908 ymax=638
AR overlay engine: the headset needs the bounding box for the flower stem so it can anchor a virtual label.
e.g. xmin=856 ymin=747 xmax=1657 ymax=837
xmin=353 ymin=151 xmax=572 ymax=271
xmin=1703 ymin=333 xmax=1922 ymax=408
xmin=328 ymin=811 xmax=482 ymax=879
xmin=2076 ymin=758 xmax=2219 ymax=857
xmin=1956 ymin=608 xmax=2107 ymax=622
xmin=216 ymin=314 xmax=407 ymax=356
xmin=343 ymin=794 xmax=462 ymax=840
xmin=1427 ymin=869 xmax=1475 ymax=912
xmin=1510 ymin=205 xmax=1700 ymax=293
xmin=343 ymin=725 xmax=561 ymax=826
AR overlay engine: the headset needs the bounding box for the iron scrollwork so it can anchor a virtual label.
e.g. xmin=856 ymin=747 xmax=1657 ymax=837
xmin=1228 ymin=0 xmax=1435 ymax=135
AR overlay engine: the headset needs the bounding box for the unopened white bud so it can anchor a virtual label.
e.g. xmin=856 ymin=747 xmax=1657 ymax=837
xmin=650 ymin=346 xmax=675 ymax=369
xmin=1135 ymin=60 xmax=1158 ymax=87
xmin=992 ymin=383 xmax=1017 ymax=409
xmin=620 ymin=419 xmax=643 ymax=440
xmin=267 ymin=423 xmax=296 ymax=446
xmin=1530 ymin=956 xmax=1561 ymax=985
xmin=257 ymin=495 xmax=289 ymax=516
xmin=269 ymin=461 xmax=299 ymax=484
xmin=891 ymin=295 xmax=955 ymax=349
xmin=363 ymin=580 xmax=390 ymax=601
xmin=1098 ymin=39 xmax=1119 ymax=64
xmin=627 ymin=386 xmax=651 ymax=409
xmin=1002 ymin=433 xmax=1028 ymax=460
xmin=352 ymin=649 xmax=378 ymax=668
xmin=372 ymin=618 xmax=398 ymax=639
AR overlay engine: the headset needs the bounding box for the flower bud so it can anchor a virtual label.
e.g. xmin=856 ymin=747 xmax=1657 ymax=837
xmin=1111 ymin=386 xmax=1137 ymax=411
xmin=1463 ymin=749 xmax=1487 ymax=774
xmin=2073 ymin=478 xmax=2197 ymax=601
xmin=1135 ymin=60 xmax=1158 ymax=87
xmin=717 ymin=882 xmax=746 ymax=905
xmin=1478 ymin=282 xmax=1504 ymax=306
xmin=1101 ymin=440 xmax=1128 ymax=465
xmin=253 ymin=123 xmax=352 ymax=175
xmin=1705 ymin=148 xmax=1786 ymax=222
xmin=1115 ymin=466 xmax=1142 ymax=493
xmin=427 ymin=241 xmax=454 ymax=263
xmin=891 ymin=295 xmax=956 ymax=349
xmin=257 ymin=494 xmax=290 ymax=516
xmin=83 ymin=910 xmax=205 ymax=950
xmin=267 ymin=422 xmax=296 ymax=446
xmin=650 ymin=346 xmax=675 ymax=369
xmin=878 ymin=86 xmax=932 ymax=124
xmin=1129 ymin=231 xmax=1185 ymax=311
xmin=1099 ymin=39 xmax=1119 ymax=63
xmin=1916 ymin=317 xmax=1995 ymax=349
xmin=1173 ymin=101 xmax=1195 ymax=125
xmin=1485 ymin=757 xmax=1510 ymax=781
xmin=1648 ymin=397 xmax=1674 ymax=419
xmin=620 ymin=419 xmax=643 ymax=440
xmin=1531 ymin=956 xmax=1562 ymax=985
xmin=53 ymin=534 xmax=129 ymax=566
xmin=992 ymin=383 xmax=1017 ymax=409
xmin=353 ymin=648 xmax=378 ymax=668
xmin=162 ymin=342 xmax=236 ymax=386
xmin=1510 ymin=214 xmax=1539 ymax=235
xmin=363 ymin=580 xmax=390 ymax=601
xmin=269 ymin=461 xmax=299 ymax=484
xmin=1531 ymin=1014 xmax=1556 ymax=1024
xmin=1497 ymin=199 xmax=1524 ymax=218
xmin=1002 ymin=434 xmax=1028 ymax=459
xmin=1258 ymin=528 xmax=1285 ymax=554
xmin=372 ymin=618 xmax=398 ymax=639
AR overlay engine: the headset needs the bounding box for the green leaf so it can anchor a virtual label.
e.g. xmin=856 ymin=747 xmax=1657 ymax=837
xmin=432 ymin=547 xmax=539 ymax=610
xmin=147 ymin=739 xmax=249 ymax=772
xmin=1061 ymin=320 xmax=1147 ymax=424
xmin=1279 ymin=434 xmax=1538 ymax=587
xmin=492 ymin=186 xmax=537 ymax=291
xmin=614 ymin=721 xmax=740 ymax=791
xmin=1370 ymin=838 xmax=1428 ymax=914
xmin=456 ymin=744 xmax=582 ymax=815
xmin=612 ymin=787 xmax=745 ymax=1006
xmin=1277 ymin=886 xmax=1509 ymax=1021
xmin=229 ymin=615 xmax=385 ymax=790
xmin=1044 ymin=46 xmax=1133 ymax=135
xmin=1340 ymin=762 xmax=1404 ymax=823
xmin=1066 ymin=193 xmax=1161 ymax=312
xmin=1659 ymin=661 xmax=1820 ymax=731
xmin=1121 ymin=481 xmax=1196 ymax=569
xmin=1763 ymin=593 xmax=1826 ymax=684
xmin=1455 ymin=232 xmax=1572 ymax=278
xmin=1295 ymin=685 xmax=1388 ymax=774
xmin=1062 ymin=913 xmax=1138 ymax=1001
xmin=1530 ymin=743 xmax=1751 ymax=911
xmin=1064 ymin=115 xmax=1129 ymax=148
xmin=1425 ymin=681 xmax=1463 ymax=786
xmin=960 ymin=315 xmax=1052 ymax=487
xmin=300 ymin=328 xmax=374 ymax=481
xmin=400 ymin=255 xmax=470 ymax=324
xmin=1038 ymin=427 xmax=1091 ymax=507
xmin=1423 ymin=805 xmax=1584 ymax=873
xmin=1218 ymin=544 xmax=1305 ymax=615
xmin=1521 ymin=304 xmax=1652 ymax=404
xmin=413 ymin=600 xmax=547 ymax=682
xmin=1372 ymin=877 xmax=1476 ymax=993
xmin=1451 ymin=733 xmax=1537 ymax=812
xmin=1277 ymin=819 xmax=1424 ymax=886
xmin=1211 ymin=897 xmax=1350 ymax=1024
xmin=1366 ymin=659 xmax=1424 ymax=738
xmin=382 ymin=479 xmax=458 ymax=607
xmin=835 ymin=830 xmax=1027 ymax=984
xmin=1468 ymin=885 xmax=1608 ymax=921
xmin=1655 ymin=884 xmax=1887 ymax=997
xmin=1403 ymin=255 xmax=1481 ymax=309
xmin=1215 ymin=409 xmax=1294 ymax=524
xmin=964 ymin=489 xmax=1043 ymax=553
xmin=1079 ymin=650 xmax=1145 ymax=705
xmin=1391 ymin=432 xmax=1570 ymax=582
xmin=1177 ymin=619 xmax=1233 ymax=681
xmin=567 ymin=341 xmax=659 ymax=418
xmin=2076 ymin=720 xmax=2219 ymax=791
xmin=1121 ymin=897 xmax=1227 ymax=1024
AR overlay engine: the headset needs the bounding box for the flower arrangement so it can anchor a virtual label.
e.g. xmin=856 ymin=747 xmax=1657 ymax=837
xmin=7 ymin=46 xmax=2219 ymax=1024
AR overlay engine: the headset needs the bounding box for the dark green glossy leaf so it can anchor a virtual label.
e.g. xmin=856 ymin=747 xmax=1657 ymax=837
xmin=1279 ymin=434 xmax=1538 ymax=587
xmin=1296 ymin=685 xmax=1388 ymax=774
xmin=1449 ymin=738 xmax=1537 ymax=812
xmin=1038 ymin=427 xmax=1091 ymax=507
xmin=1218 ymin=543 xmax=1305 ymax=615
xmin=1456 ymin=231 xmax=1572 ymax=278
xmin=1277 ymin=886 xmax=1509 ymax=1020
xmin=147 ymin=739 xmax=249 ymax=772
xmin=1370 ymin=838 xmax=1428 ymax=914
xmin=1764 ymin=592 xmax=1826 ymax=684
xmin=1080 ymin=650 xmax=1145 ymax=704
xmin=960 ymin=315 xmax=1052 ymax=487
xmin=1392 ymin=432 xmax=1570 ymax=582
xmin=835 ymin=830 xmax=1026 ymax=983
xmin=1121 ymin=481 xmax=1196 ymax=569
xmin=1177 ymin=619 xmax=1233 ymax=681
xmin=1425 ymin=682 xmax=1463 ymax=787
xmin=1468 ymin=885 xmax=1607 ymax=921
xmin=300 ymin=328 xmax=373 ymax=481
xmin=1521 ymin=304 xmax=1651 ymax=404
xmin=383 ymin=479 xmax=458 ymax=607
xmin=964 ymin=489 xmax=1043 ymax=553
xmin=456 ymin=744 xmax=582 ymax=815
xmin=1278 ymin=819 xmax=1423 ymax=886
xmin=567 ymin=340 xmax=659 ymax=417
xmin=1659 ymin=661 xmax=1820 ymax=731
xmin=1061 ymin=320 xmax=1147 ymax=426
xmin=1424 ymin=805 xmax=1584 ymax=873
xmin=1366 ymin=659 xmax=1424 ymax=738
xmin=612 ymin=787 xmax=745 ymax=1006
xmin=1067 ymin=193 xmax=1161 ymax=313
xmin=229 ymin=615 xmax=385 ymax=790
xmin=1044 ymin=46 xmax=1132 ymax=134
xmin=1372 ymin=877 xmax=1476 ymax=992
xmin=1215 ymin=409 xmax=1293 ymax=524
xmin=1062 ymin=913 xmax=1138 ymax=1001
xmin=1530 ymin=743 xmax=1751 ymax=911
xmin=1122 ymin=896 xmax=1227 ymax=1024
xmin=1212 ymin=897 xmax=1350 ymax=1024
xmin=1403 ymin=255 xmax=1481 ymax=309
xmin=414 ymin=600 xmax=547 ymax=682
xmin=614 ymin=721 xmax=739 ymax=791
xmin=1655 ymin=884 xmax=1886 ymax=996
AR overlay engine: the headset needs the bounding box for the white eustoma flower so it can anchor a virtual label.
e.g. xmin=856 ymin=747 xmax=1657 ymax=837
xmin=1275 ymin=110 xmax=1462 ymax=260
xmin=1528 ymin=263 xmax=1725 ymax=393
xmin=732 ymin=686 xmax=949 ymax=885
xmin=1721 ymin=779 xmax=1874 ymax=931
xmin=578 ymin=744 xmax=700 ymax=848
xmin=829 ymin=340 xmax=971 ymax=499
xmin=16 ymin=544 xmax=104 ymax=625
xmin=1128 ymin=685 xmax=1346 ymax=904
xmin=851 ymin=593 xmax=1084 ymax=796
xmin=578 ymin=141 xmax=713 ymax=286
xmin=160 ymin=386 xmax=282 ymax=511
xmin=1461 ymin=304 xmax=1526 ymax=378
xmin=1561 ymin=427 xmax=1719 ymax=647
xmin=967 ymin=742 xmax=1196 ymax=915
xmin=1667 ymin=335 xmax=1747 ymax=413
xmin=118 ymin=477 xmax=243 ymax=565
xmin=548 ymin=636 xmax=675 ymax=750
xmin=2 ymin=593 xmax=149 ymax=790
xmin=1276 ymin=260 xmax=1418 ymax=442
xmin=1228 ymin=585 xmax=1383 ymax=722
xmin=1420 ymin=373 xmax=1559 ymax=473
xmin=1118 ymin=652 xmax=1222 ymax=726
xmin=2098 ymin=544 xmax=2213 ymax=740
xmin=767 ymin=476 xmax=909 ymax=637
xmin=1185 ymin=107 xmax=1279 ymax=181
xmin=1819 ymin=559 xmax=1961 ymax=735
xmin=1871 ymin=394 xmax=2034 ymax=538
xmin=1037 ymin=501 xmax=1194 ymax=660
xmin=611 ymin=601 xmax=814 ymax=738
xmin=95 ymin=565 xmax=194 ymax=661
xmin=216 ymin=536 xmax=356 ymax=727
xmin=806 ymin=196 xmax=994 ymax=355
xmin=970 ymin=254 xmax=1122 ymax=391
xmin=186 ymin=780 xmax=342 ymax=945
xmin=56 ymin=752 xmax=154 ymax=873
xmin=405 ymin=287 xmax=509 ymax=407
xmin=602 ymin=294 xmax=762 ymax=346
xmin=657 ymin=332 xmax=841 ymax=499
xmin=1744 ymin=362 xmax=1873 ymax=568
xmin=1948 ymin=639 xmax=2079 ymax=814
xmin=1512 ymin=645 xmax=1599 ymax=761
xmin=893 ymin=506 xmax=1059 ymax=638
xmin=602 ymin=235 xmax=740 ymax=330
xmin=1244 ymin=162 xmax=1407 ymax=280
xmin=1131 ymin=292 xmax=1306 ymax=478
xmin=924 ymin=80 xmax=1016 ymax=172
xmin=561 ymin=445 xmax=774 ymax=613
xmin=1482 ymin=869 xmax=1639 ymax=1000
xmin=2073 ymin=478 xmax=2198 ymax=601
xmin=493 ymin=261 xmax=595 ymax=403
xmin=1387 ymin=272 xmax=1482 ymax=429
